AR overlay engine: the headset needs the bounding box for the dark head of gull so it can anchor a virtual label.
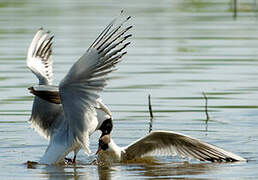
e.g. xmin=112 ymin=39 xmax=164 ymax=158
xmin=96 ymin=134 xmax=111 ymax=154
xmin=98 ymin=118 xmax=113 ymax=137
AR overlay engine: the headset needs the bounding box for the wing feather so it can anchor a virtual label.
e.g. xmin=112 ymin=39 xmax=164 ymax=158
xmin=59 ymin=14 xmax=132 ymax=154
xmin=27 ymin=28 xmax=54 ymax=85
xmin=27 ymin=29 xmax=63 ymax=140
xmin=28 ymin=85 xmax=61 ymax=104
xmin=124 ymin=131 xmax=246 ymax=162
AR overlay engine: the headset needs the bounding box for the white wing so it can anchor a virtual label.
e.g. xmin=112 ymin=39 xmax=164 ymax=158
xmin=27 ymin=29 xmax=63 ymax=139
xmin=27 ymin=28 xmax=54 ymax=85
xmin=124 ymin=131 xmax=246 ymax=162
xmin=59 ymin=15 xmax=132 ymax=154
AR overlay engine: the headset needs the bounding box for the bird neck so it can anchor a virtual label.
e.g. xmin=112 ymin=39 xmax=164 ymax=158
xmin=98 ymin=138 xmax=123 ymax=163
xmin=108 ymin=139 xmax=121 ymax=153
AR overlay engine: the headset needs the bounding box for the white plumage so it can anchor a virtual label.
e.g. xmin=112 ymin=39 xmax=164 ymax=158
xmin=27 ymin=13 xmax=132 ymax=164
xmin=27 ymin=29 xmax=64 ymax=140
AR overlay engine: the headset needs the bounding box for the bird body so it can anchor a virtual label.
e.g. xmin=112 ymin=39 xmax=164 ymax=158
xmin=97 ymin=131 xmax=246 ymax=163
xmin=27 ymin=13 xmax=132 ymax=164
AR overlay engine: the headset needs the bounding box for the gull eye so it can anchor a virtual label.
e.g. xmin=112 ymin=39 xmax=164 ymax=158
xmin=102 ymin=143 xmax=109 ymax=151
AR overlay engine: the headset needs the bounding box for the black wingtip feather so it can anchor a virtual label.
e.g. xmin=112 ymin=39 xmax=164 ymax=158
xmin=124 ymin=34 xmax=132 ymax=39
xmin=126 ymin=25 xmax=133 ymax=31
xmin=124 ymin=42 xmax=131 ymax=48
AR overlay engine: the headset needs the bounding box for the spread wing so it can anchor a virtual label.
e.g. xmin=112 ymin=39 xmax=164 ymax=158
xmin=27 ymin=28 xmax=54 ymax=85
xmin=124 ymin=131 xmax=246 ymax=162
xmin=27 ymin=29 xmax=63 ymax=139
xmin=59 ymin=15 xmax=132 ymax=154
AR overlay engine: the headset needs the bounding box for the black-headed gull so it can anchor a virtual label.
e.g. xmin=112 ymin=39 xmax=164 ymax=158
xmin=27 ymin=13 xmax=132 ymax=164
xmin=97 ymin=131 xmax=246 ymax=163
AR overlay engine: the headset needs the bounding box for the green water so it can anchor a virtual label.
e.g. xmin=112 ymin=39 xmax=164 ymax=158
xmin=0 ymin=0 xmax=257 ymax=179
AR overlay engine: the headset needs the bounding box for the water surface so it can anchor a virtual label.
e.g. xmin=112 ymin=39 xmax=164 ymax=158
xmin=0 ymin=0 xmax=258 ymax=179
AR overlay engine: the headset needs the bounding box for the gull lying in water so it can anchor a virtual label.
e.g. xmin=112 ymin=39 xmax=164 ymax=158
xmin=97 ymin=131 xmax=246 ymax=163
xmin=27 ymin=13 xmax=132 ymax=164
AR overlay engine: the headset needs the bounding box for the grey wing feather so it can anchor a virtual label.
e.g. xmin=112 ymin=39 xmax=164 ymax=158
xmin=59 ymin=14 xmax=132 ymax=154
xmin=124 ymin=131 xmax=246 ymax=162
xmin=29 ymin=99 xmax=63 ymax=139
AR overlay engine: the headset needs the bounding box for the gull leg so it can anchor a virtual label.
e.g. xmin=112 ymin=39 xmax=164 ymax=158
xmin=72 ymin=147 xmax=80 ymax=164
xmin=72 ymin=155 xmax=77 ymax=164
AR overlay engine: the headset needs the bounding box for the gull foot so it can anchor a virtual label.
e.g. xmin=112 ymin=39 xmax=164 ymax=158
xmin=64 ymin=158 xmax=73 ymax=164
xmin=26 ymin=161 xmax=38 ymax=168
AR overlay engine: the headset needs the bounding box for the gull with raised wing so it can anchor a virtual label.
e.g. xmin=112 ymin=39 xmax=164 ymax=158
xmin=27 ymin=14 xmax=132 ymax=164
xmin=27 ymin=28 xmax=113 ymax=164
xmin=97 ymin=131 xmax=246 ymax=163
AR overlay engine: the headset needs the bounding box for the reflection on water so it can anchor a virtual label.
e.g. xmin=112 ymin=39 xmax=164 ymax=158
xmin=42 ymin=165 xmax=87 ymax=180
xmin=27 ymin=160 xmax=219 ymax=180
xmin=22 ymin=159 xmax=248 ymax=180
xmin=129 ymin=162 xmax=216 ymax=179
xmin=98 ymin=165 xmax=112 ymax=180
xmin=28 ymin=159 xmax=248 ymax=180
xmin=0 ymin=0 xmax=258 ymax=179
